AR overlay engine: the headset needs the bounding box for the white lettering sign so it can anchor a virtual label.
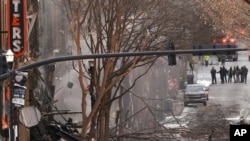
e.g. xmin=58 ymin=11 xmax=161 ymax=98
xmin=234 ymin=129 xmax=247 ymax=136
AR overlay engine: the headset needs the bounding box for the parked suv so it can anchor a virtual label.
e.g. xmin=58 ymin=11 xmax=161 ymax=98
xmin=183 ymin=84 xmax=208 ymax=106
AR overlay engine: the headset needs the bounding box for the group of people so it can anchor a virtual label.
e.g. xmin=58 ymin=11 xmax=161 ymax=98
xmin=210 ymin=65 xmax=248 ymax=84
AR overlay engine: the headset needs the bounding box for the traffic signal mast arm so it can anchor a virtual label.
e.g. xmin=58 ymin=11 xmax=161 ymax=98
xmin=0 ymin=48 xmax=247 ymax=81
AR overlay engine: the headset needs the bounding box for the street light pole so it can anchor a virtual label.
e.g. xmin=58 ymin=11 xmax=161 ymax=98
xmin=6 ymin=50 xmax=14 ymax=141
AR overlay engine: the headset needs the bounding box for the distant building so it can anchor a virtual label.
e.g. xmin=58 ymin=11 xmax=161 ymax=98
xmin=39 ymin=1 xmax=68 ymax=59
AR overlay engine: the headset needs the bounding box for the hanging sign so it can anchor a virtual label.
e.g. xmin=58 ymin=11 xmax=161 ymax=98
xmin=8 ymin=0 xmax=27 ymax=57
xmin=12 ymin=71 xmax=28 ymax=107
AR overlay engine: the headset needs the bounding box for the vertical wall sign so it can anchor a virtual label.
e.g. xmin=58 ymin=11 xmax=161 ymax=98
xmin=8 ymin=0 xmax=27 ymax=57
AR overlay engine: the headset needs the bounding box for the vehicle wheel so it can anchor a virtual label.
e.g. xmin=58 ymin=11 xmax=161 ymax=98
xmin=184 ymin=102 xmax=188 ymax=107
xmin=203 ymin=102 xmax=207 ymax=106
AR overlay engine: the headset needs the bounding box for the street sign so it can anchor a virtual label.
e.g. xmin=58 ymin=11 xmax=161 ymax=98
xmin=12 ymin=97 xmax=25 ymax=106
xmin=8 ymin=0 xmax=27 ymax=57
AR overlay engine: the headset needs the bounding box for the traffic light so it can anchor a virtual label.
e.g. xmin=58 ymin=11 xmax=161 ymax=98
xmin=167 ymin=41 xmax=176 ymax=66
xmin=0 ymin=51 xmax=8 ymax=75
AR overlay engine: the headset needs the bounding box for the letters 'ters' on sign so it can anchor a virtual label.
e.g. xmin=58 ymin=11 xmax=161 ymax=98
xmin=8 ymin=0 xmax=27 ymax=58
xmin=230 ymin=125 xmax=250 ymax=141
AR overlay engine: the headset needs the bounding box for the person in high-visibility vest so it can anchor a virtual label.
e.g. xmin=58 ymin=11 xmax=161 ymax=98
xmin=204 ymin=55 xmax=210 ymax=67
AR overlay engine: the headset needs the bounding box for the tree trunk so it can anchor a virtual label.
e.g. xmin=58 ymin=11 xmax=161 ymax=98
xmin=118 ymin=86 xmax=124 ymax=141
xmin=88 ymin=111 xmax=98 ymax=141
xmin=99 ymin=108 xmax=105 ymax=141
xmin=98 ymin=91 xmax=112 ymax=141
xmin=73 ymin=28 xmax=88 ymax=139
xmin=104 ymin=102 xmax=111 ymax=141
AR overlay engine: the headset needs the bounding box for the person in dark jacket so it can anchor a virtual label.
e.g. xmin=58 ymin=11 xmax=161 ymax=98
xmin=218 ymin=67 xmax=224 ymax=84
xmin=228 ymin=67 xmax=233 ymax=83
xmin=222 ymin=66 xmax=228 ymax=83
xmin=235 ymin=66 xmax=240 ymax=83
xmin=241 ymin=66 xmax=244 ymax=83
xmin=242 ymin=65 xmax=248 ymax=84
xmin=210 ymin=67 xmax=217 ymax=84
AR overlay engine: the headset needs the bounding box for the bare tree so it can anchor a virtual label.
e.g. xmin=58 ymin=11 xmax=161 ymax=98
xmin=49 ymin=0 xmax=250 ymax=140
xmin=193 ymin=0 xmax=250 ymax=45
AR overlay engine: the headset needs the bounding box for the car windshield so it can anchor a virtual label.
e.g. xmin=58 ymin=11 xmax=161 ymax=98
xmin=186 ymin=85 xmax=204 ymax=92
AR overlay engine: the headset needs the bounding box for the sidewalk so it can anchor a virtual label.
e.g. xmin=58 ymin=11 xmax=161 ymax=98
xmin=172 ymin=101 xmax=184 ymax=115
xmin=171 ymin=90 xmax=185 ymax=116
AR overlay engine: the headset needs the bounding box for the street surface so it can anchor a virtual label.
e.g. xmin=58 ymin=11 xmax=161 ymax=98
xmin=172 ymin=51 xmax=250 ymax=140
xmin=197 ymin=51 xmax=250 ymax=110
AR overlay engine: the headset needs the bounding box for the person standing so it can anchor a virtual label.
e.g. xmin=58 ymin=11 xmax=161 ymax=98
xmin=242 ymin=65 xmax=248 ymax=84
xmin=235 ymin=66 xmax=240 ymax=83
xmin=240 ymin=66 xmax=244 ymax=83
xmin=228 ymin=67 xmax=233 ymax=83
xmin=210 ymin=67 xmax=217 ymax=84
xmin=221 ymin=55 xmax=226 ymax=66
xmin=204 ymin=55 xmax=210 ymax=67
xmin=189 ymin=62 xmax=193 ymax=75
xmin=218 ymin=67 xmax=224 ymax=84
xmin=222 ymin=66 xmax=228 ymax=83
